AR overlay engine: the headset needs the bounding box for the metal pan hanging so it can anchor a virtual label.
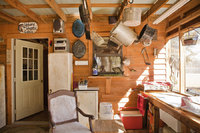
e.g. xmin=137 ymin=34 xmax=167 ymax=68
xmin=72 ymin=19 xmax=85 ymax=38
xmin=72 ymin=40 xmax=86 ymax=59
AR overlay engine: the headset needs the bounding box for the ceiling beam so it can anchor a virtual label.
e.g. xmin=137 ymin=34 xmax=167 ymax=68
xmin=117 ymin=0 xmax=128 ymax=20
xmin=0 ymin=3 xmax=172 ymax=9
xmin=44 ymin=0 xmax=66 ymax=22
xmin=0 ymin=11 xmax=19 ymax=24
xmin=9 ymin=14 xmax=122 ymax=23
xmin=142 ymin=0 xmax=169 ymax=22
xmin=166 ymin=8 xmax=200 ymax=32
xmin=4 ymin=0 xmax=45 ymax=23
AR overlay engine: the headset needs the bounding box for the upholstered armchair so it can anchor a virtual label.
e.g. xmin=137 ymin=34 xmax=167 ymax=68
xmin=48 ymin=90 xmax=94 ymax=133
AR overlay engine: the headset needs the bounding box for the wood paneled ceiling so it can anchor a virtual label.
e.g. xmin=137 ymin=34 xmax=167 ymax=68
xmin=0 ymin=0 xmax=178 ymax=24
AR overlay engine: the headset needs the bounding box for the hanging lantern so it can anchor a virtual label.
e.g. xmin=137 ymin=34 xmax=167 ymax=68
xmin=139 ymin=24 xmax=156 ymax=47
xmin=122 ymin=7 xmax=141 ymax=27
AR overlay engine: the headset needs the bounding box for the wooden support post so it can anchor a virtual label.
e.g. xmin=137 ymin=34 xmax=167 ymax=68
xmin=153 ymin=106 xmax=160 ymax=133
xmin=181 ymin=123 xmax=190 ymax=133
xmin=105 ymin=78 xmax=111 ymax=94
xmin=88 ymin=38 xmax=93 ymax=76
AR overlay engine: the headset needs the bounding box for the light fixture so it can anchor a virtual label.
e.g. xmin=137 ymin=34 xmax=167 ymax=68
xmin=153 ymin=0 xmax=190 ymax=25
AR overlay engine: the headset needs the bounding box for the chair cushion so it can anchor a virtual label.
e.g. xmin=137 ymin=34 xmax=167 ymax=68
xmin=50 ymin=95 xmax=77 ymax=123
xmin=52 ymin=122 xmax=91 ymax=133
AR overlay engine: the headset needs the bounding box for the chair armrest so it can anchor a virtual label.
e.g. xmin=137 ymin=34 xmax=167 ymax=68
xmin=77 ymin=107 xmax=94 ymax=133
xmin=77 ymin=107 xmax=94 ymax=119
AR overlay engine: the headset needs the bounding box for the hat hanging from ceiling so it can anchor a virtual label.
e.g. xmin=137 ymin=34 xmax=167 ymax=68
xmin=122 ymin=7 xmax=141 ymax=27
xmin=110 ymin=21 xmax=138 ymax=47
xmin=72 ymin=19 xmax=85 ymax=38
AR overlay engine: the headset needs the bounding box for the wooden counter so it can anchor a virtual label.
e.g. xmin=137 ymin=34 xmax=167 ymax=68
xmin=143 ymin=92 xmax=200 ymax=132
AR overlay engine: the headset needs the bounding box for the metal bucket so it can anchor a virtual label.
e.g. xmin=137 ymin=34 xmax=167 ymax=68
xmin=139 ymin=24 xmax=156 ymax=46
xmin=122 ymin=7 xmax=141 ymax=27
xmin=109 ymin=34 xmax=123 ymax=47
xmin=110 ymin=21 xmax=138 ymax=47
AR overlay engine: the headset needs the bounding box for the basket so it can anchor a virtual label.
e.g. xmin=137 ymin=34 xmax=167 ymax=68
xmin=182 ymin=35 xmax=198 ymax=46
xmin=122 ymin=7 xmax=141 ymax=27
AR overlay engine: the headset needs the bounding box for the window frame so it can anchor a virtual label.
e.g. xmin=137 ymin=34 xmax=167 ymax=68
xmin=166 ymin=28 xmax=200 ymax=96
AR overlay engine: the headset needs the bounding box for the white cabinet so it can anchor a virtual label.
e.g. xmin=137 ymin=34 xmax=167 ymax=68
xmin=75 ymin=88 xmax=98 ymax=128
xmin=48 ymin=53 xmax=73 ymax=93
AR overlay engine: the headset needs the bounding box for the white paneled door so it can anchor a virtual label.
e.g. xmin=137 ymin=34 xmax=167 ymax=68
xmin=15 ymin=39 xmax=43 ymax=120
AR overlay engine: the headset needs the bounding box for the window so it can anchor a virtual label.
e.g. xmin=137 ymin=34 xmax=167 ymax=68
xmin=166 ymin=36 xmax=180 ymax=92
xmin=166 ymin=28 xmax=200 ymax=95
xmin=182 ymin=28 xmax=200 ymax=95
xmin=22 ymin=47 xmax=39 ymax=81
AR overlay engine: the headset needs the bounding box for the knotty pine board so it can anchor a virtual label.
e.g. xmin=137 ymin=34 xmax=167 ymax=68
xmin=0 ymin=16 xmax=167 ymax=122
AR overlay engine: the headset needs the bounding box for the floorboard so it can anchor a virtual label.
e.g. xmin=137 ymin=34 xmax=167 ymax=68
xmin=0 ymin=111 xmax=148 ymax=133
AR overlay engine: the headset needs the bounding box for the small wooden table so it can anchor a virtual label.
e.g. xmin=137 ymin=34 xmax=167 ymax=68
xmin=92 ymin=120 xmax=126 ymax=133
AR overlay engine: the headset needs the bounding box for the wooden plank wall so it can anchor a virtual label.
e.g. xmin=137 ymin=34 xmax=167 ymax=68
xmin=0 ymin=34 xmax=6 ymax=65
xmin=0 ymin=15 xmax=166 ymax=123
xmin=88 ymin=16 xmax=167 ymax=114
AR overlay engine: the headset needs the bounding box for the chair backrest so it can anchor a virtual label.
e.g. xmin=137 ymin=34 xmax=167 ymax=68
xmin=48 ymin=90 xmax=78 ymax=124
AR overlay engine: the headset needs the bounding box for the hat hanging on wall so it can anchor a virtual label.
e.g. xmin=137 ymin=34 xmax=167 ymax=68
xmin=72 ymin=19 xmax=85 ymax=38
xmin=138 ymin=24 xmax=156 ymax=47
xmin=122 ymin=7 xmax=141 ymax=27
xmin=110 ymin=21 xmax=138 ymax=47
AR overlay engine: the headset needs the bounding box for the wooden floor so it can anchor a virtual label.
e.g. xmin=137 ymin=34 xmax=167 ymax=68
xmin=126 ymin=130 xmax=148 ymax=133
xmin=92 ymin=119 xmax=148 ymax=133
xmin=20 ymin=110 xmax=49 ymax=121
xmin=0 ymin=112 xmax=148 ymax=133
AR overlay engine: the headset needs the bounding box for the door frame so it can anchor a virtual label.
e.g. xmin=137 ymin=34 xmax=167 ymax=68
xmin=7 ymin=33 xmax=52 ymax=123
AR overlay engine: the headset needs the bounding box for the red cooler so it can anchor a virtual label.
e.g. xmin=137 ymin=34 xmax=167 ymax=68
xmin=120 ymin=109 xmax=143 ymax=129
xmin=120 ymin=94 xmax=148 ymax=130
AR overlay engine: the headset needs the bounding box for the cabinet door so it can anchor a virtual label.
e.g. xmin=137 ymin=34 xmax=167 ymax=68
xmin=76 ymin=91 xmax=98 ymax=128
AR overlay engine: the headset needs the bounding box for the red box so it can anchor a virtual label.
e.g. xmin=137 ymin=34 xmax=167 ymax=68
xmin=137 ymin=94 xmax=148 ymax=115
xmin=120 ymin=110 xmax=143 ymax=129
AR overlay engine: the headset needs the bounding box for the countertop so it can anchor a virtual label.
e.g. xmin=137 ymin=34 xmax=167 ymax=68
xmin=143 ymin=91 xmax=200 ymax=132
xmin=74 ymin=87 xmax=99 ymax=91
